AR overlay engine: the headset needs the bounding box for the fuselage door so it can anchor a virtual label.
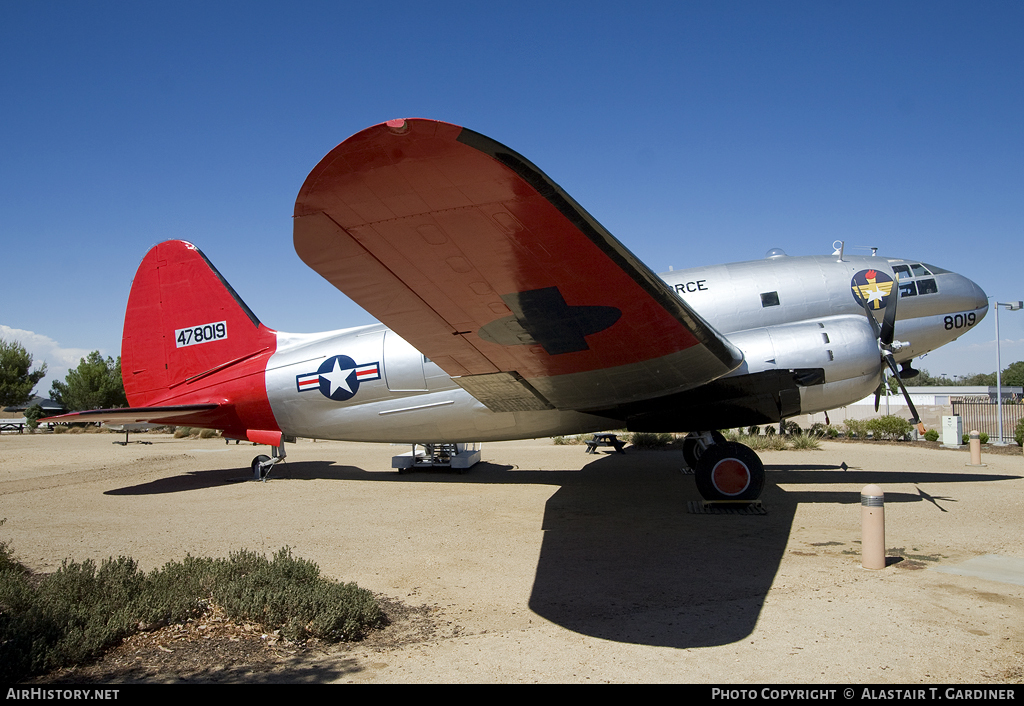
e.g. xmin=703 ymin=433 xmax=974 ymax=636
xmin=383 ymin=331 xmax=428 ymax=391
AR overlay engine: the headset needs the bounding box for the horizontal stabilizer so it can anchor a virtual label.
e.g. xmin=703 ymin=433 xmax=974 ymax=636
xmin=43 ymin=404 xmax=220 ymax=426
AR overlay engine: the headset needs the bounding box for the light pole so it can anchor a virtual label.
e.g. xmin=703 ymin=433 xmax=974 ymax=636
xmin=994 ymin=300 xmax=1023 ymax=445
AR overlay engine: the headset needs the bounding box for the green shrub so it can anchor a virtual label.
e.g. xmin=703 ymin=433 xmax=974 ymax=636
xmin=1016 ymin=418 xmax=1024 ymax=447
xmin=628 ymin=432 xmax=674 ymax=449
xmin=0 ymin=546 xmax=383 ymax=682
xmin=729 ymin=433 xmax=787 ymax=451
xmin=867 ymin=415 xmax=913 ymax=440
xmin=844 ymin=419 xmax=868 ymax=439
xmin=788 ymin=433 xmax=822 ymax=450
xmin=924 ymin=429 xmax=939 ymax=442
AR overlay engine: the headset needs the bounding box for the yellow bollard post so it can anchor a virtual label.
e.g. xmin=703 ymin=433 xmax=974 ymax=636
xmin=861 ymin=484 xmax=885 ymax=570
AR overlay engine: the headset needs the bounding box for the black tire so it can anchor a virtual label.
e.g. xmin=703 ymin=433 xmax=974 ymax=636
xmin=252 ymin=454 xmax=271 ymax=479
xmin=693 ymin=442 xmax=765 ymax=501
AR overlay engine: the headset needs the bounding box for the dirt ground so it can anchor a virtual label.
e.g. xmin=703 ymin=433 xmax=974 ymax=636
xmin=2 ymin=431 xmax=1022 ymax=684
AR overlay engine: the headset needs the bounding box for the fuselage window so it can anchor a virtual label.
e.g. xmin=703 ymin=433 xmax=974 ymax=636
xmin=760 ymin=291 xmax=780 ymax=307
xmin=917 ymin=278 xmax=938 ymax=295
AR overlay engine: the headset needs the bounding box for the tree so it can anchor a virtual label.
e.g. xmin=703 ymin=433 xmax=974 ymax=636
xmin=0 ymin=337 xmax=47 ymax=408
xmin=24 ymin=403 xmax=45 ymax=430
xmin=1000 ymin=361 xmax=1024 ymax=389
xmin=50 ymin=352 xmax=127 ymax=411
xmin=910 ymin=364 xmax=1021 ymax=387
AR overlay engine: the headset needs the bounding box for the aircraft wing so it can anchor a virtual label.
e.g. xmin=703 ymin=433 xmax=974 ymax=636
xmin=294 ymin=119 xmax=742 ymax=412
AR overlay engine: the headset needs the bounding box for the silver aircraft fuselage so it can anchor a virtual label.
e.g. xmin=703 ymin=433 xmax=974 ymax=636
xmin=264 ymin=251 xmax=987 ymax=443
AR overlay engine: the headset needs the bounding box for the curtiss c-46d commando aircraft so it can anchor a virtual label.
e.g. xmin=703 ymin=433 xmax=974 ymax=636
xmin=50 ymin=119 xmax=988 ymax=502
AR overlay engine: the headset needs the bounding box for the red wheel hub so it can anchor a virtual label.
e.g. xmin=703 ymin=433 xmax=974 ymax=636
xmin=711 ymin=458 xmax=751 ymax=496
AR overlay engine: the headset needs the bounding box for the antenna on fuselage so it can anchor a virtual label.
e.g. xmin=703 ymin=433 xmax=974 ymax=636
xmin=832 ymin=240 xmax=845 ymax=262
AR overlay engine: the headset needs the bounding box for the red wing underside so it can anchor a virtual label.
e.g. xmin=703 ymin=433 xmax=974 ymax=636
xmin=294 ymin=119 xmax=741 ymax=411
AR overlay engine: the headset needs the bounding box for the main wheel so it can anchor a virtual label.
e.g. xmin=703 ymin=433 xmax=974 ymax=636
xmin=693 ymin=442 xmax=765 ymax=501
xmin=681 ymin=430 xmax=727 ymax=470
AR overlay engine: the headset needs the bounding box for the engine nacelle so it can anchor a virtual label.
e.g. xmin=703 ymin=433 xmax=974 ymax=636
xmin=622 ymin=316 xmax=883 ymax=431
xmin=726 ymin=315 xmax=880 ymax=383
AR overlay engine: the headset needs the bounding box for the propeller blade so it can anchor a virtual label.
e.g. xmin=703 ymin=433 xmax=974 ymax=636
xmin=884 ymin=352 xmax=921 ymax=424
xmin=858 ymin=290 xmax=882 ymax=339
xmin=880 ymin=279 xmax=899 ymax=346
xmin=874 ymin=383 xmax=882 ymax=412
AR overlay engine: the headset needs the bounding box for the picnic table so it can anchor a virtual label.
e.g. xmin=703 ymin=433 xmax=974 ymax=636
xmin=584 ymin=433 xmax=626 ymax=454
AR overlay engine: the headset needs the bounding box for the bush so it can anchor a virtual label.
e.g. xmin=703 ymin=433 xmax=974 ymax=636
xmin=628 ymin=432 xmax=674 ymax=449
xmin=0 ymin=546 xmax=384 ymax=681
xmin=726 ymin=433 xmax=787 ymax=451
xmin=924 ymin=429 xmax=939 ymax=442
xmin=844 ymin=419 xmax=868 ymax=439
xmin=1016 ymin=418 xmax=1024 ymax=447
xmin=789 ymin=433 xmax=822 ymax=450
xmin=867 ymin=416 xmax=913 ymax=440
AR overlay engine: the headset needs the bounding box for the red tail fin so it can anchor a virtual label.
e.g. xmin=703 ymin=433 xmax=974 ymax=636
xmin=121 ymin=241 xmax=277 ymax=412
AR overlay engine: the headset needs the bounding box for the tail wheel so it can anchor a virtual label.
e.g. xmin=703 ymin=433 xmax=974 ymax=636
xmin=694 ymin=442 xmax=765 ymax=502
xmin=252 ymin=454 xmax=271 ymax=479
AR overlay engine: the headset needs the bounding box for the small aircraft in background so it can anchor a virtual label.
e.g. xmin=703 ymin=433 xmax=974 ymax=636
xmin=49 ymin=119 xmax=988 ymax=501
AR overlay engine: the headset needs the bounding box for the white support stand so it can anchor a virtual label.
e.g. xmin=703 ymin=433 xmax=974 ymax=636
xmin=392 ymin=443 xmax=481 ymax=472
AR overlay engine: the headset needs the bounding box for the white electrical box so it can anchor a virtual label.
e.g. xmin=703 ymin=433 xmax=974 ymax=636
xmin=942 ymin=415 xmax=963 ymax=446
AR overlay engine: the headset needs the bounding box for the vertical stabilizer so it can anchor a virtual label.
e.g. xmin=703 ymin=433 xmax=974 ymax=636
xmin=120 ymin=241 xmax=277 ymax=418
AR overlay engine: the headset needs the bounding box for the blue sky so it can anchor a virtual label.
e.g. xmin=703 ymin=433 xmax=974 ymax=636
xmin=2 ymin=1 xmax=1022 ymax=393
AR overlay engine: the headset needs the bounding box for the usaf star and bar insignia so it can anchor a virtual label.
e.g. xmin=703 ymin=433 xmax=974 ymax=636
xmin=296 ymin=355 xmax=381 ymax=401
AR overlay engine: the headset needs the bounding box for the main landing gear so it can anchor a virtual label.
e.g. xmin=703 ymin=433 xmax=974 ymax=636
xmin=682 ymin=431 xmax=765 ymax=502
xmin=252 ymin=441 xmax=287 ymax=481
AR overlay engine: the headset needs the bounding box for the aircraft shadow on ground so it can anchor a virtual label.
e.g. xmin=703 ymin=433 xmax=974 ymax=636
xmin=102 ymin=449 xmax=1020 ymax=649
xmin=524 ymin=452 xmax=1020 ymax=649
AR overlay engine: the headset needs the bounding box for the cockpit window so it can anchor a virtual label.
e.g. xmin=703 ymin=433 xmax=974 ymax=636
xmin=892 ymin=263 xmax=939 ymax=296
